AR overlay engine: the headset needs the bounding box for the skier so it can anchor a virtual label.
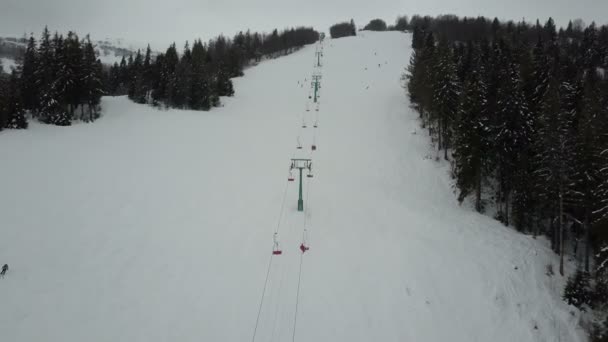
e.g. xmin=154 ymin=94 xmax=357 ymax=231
xmin=0 ymin=264 xmax=8 ymax=278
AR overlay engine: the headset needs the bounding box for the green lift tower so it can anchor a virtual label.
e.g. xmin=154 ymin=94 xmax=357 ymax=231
xmin=289 ymin=158 xmax=313 ymax=211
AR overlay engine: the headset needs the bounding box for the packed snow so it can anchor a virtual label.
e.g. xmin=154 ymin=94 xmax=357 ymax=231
xmin=0 ymin=31 xmax=585 ymax=342
xmin=1 ymin=57 xmax=16 ymax=73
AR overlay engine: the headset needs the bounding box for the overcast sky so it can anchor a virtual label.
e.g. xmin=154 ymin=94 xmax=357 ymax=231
xmin=2 ymin=0 xmax=607 ymax=49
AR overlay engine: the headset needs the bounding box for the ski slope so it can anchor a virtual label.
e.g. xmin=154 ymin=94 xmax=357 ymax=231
xmin=0 ymin=31 xmax=585 ymax=342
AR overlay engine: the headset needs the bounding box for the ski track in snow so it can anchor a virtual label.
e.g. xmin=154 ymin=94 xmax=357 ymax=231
xmin=0 ymin=31 xmax=586 ymax=342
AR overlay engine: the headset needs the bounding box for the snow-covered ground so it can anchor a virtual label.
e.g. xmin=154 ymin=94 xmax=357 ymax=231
xmin=0 ymin=31 xmax=586 ymax=342
xmin=1 ymin=57 xmax=16 ymax=73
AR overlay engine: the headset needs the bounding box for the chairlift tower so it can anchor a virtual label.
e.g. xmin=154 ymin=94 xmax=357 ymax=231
xmin=315 ymin=49 xmax=323 ymax=67
xmin=290 ymin=158 xmax=313 ymax=211
xmin=311 ymin=74 xmax=322 ymax=103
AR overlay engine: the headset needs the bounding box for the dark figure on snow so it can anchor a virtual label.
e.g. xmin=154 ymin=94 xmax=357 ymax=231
xmin=0 ymin=264 xmax=8 ymax=277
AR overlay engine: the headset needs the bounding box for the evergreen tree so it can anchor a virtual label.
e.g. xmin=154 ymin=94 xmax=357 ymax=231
xmin=0 ymin=74 xmax=8 ymax=129
xmin=493 ymin=40 xmax=532 ymax=226
xmin=363 ymin=19 xmax=388 ymax=31
xmin=563 ymin=270 xmax=592 ymax=310
xmin=430 ymin=40 xmax=460 ymax=159
xmin=189 ymin=40 xmax=211 ymax=110
xmin=572 ymin=71 xmax=604 ymax=272
xmin=535 ymin=77 xmax=575 ymax=274
xmin=172 ymin=42 xmax=192 ymax=108
xmin=5 ymin=71 xmax=28 ymax=129
xmin=117 ymin=56 xmax=128 ymax=94
xmin=411 ymin=25 xmax=425 ymax=49
xmin=21 ymin=35 xmax=38 ymax=112
xmin=82 ymin=36 xmax=104 ymax=121
xmin=454 ymin=45 xmax=489 ymax=211
xmin=36 ymin=26 xmax=55 ymax=117
xmin=142 ymin=44 xmax=153 ymax=102
xmin=128 ymin=49 xmax=142 ymax=102
xmin=64 ymin=31 xmax=83 ymax=117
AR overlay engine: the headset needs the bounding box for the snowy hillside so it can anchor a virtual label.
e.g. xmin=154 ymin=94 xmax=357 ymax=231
xmin=94 ymin=38 xmax=153 ymax=65
xmin=1 ymin=57 xmax=17 ymax=73
xmin=0 ymin=36 xmax=141 ymax=67
xmin=0 ymin=31 xmax=585 ymax=342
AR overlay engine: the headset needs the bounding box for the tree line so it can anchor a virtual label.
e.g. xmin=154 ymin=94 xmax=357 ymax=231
xmin=106 ymin=27 xmax=319 ymax=110
xmin=329 ymin=20 xmax=357 ymax=39
xmin=0 ymin=27 xmax=105 ymax=130
xmin=405 ymin=15 xmax=608 ymax=333
xmin=0 ymin=26 xmax=318 ymax=131
xmin=363 ymin=19 xmax=388 ymax=32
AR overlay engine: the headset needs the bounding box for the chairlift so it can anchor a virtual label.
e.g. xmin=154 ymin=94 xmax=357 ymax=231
xmin=273 ymin=233 xmax=283 ymax=255
xmin=300 ymin=229 xmax=310 ymax=253
xmin=311 ymin=145 xmax=317 ymax=151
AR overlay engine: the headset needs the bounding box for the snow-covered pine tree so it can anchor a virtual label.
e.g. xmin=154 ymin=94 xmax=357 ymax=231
xmin=36 ymin=26 xmax=55 ymax=120
xmin=162 ymin=43 xmax=179 ymax=107
xmin=0 ymin=74 xmax=7 ymax=129
xmin=21 ymin=35 xmax=38 ymax=113
xmin=82 ymin=36 xmax=104 ymax=121
xmin=411 ymin=25 xmax=425 ymax=49
xmin=142 ymin=44 xmax=153 ymax=103
xmin=64 ymin=31 xmax=84 ymax=117
xmin=493 ymin=39 xmax=532 ymax=227
xmin=128 ymin=49 xmax=144 ymax=103
xmin=5 ymin=71 xmax=28 ymax=129
xmin=409 ymin=32 xmax=436 ymax=130
xmin=189 ymin=39 xmax=211 ymax=110
xmin=117 ymin=56 xmax=128 ymax=94
xmin=430 ymin=40 xmax=460 ymax=160
xmin=581 ymin=22 xmax=600 ymax=70
xmin=563 ymin=269 xmax=592 ymax=310
xmin=534 ymin=76 xmax=576 ymax=275
xmin=454 ymin=43 xmax=489 ymax=212
xmin=47 ymin=32 xmax=71 ymax=126
xmin=572 ymin=70 xmax=604 ymax=272
xmin=171 ymin=42 xmax=193 ymax=108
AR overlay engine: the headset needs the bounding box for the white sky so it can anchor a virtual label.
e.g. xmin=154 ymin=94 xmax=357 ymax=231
xmin=2 ymin=0 xmax=607 ymax=49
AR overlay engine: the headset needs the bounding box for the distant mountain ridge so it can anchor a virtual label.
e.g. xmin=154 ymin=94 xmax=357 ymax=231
xmin=0 ymin=36 xmax=148 ymax=73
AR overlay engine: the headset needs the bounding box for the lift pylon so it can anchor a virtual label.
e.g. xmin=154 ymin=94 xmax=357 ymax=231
xmin=290 ymin=159 xmax=313 ymax=211
xmin=311 ymin=74 xmax=322 ymax=103
xmin=315 ymin=48 xmax=323 ymax=67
